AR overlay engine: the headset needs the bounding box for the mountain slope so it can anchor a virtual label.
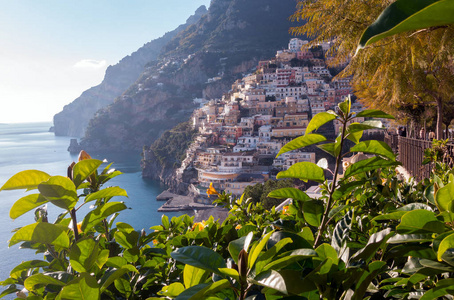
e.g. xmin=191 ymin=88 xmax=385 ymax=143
xmin=53 ymin=6 xmax=207 ymax=137
xmin=79 ymin=0 xmax=299 ymax=151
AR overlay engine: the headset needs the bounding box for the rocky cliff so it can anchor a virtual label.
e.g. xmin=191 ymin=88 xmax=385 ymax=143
xmin=141 ymin=121 xmax=198 ymax=193
xmin=79 ymin=0 xmax=298 ymax=151
xmin=53 ymin=6 xmax=207 ymax=137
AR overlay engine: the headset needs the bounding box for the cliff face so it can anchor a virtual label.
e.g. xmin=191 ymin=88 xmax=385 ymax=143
xmin=79 ymin=0 xmax=298 ymax=151
xmin=141 ymin=150 xmax=198 ymax=194
xmin=53 ymin=6 xmax=207 ymax=137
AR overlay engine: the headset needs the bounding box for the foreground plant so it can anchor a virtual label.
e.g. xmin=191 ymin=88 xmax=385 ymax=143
xmin=3 ymin=98 xmax=454 ymax=299
xmin=0 ymin=151 xmax=131 ymax=299
xmin=157 ymin=97 xmax=454 ymax=299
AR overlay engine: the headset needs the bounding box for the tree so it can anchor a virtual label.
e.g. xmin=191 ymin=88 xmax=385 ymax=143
xmin=291 ymin=0 xmax=454 ymax=139
xmin=243 ymin=179 xmax=294 ymax=209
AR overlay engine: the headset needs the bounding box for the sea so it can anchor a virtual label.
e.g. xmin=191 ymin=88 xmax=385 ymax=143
xmin=0 ymin=122 xmax=181 ymax=292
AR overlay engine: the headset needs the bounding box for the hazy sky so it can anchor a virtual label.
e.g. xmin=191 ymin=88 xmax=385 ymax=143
xmin=0 ymin=0 xmax=211 ymax=123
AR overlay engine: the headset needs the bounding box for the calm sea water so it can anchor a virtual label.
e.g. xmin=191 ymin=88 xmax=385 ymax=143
xmin=0 ymin=122 xmax=180 ymax=288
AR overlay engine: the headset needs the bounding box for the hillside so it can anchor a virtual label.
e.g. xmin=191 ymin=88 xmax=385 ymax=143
xmin=79 ymin=0 xmax=298 ymax=151
xmin=53 ymin=6 xmax=207 ymax=137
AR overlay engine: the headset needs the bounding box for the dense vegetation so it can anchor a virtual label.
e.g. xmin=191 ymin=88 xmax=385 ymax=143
xmin=243 ymin=179 xmax=294 ymax=209
xmin=146 ymin=121 xmax=197 ymax=168
xmin=292 ymin=0 xmax=454 ymax=139
xmin=3 ymin=98 xmax=454 ymax=299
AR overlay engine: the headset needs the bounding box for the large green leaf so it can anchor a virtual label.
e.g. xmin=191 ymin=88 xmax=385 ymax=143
xmin=350 ymin=140 xmax=396 ymax=161
xmin=347 ymin=120 xmax=383 ymax=133
xmin=268 ymin=188 xmax=310 ymax=201
xmin=171 ymin=246 xmax=227 ymax=275
xmin=0 ymin=170 xmax=51 ymax=191
xmin=114 ymin=228 xmax=139 ymax=249
xmin=438 ymin=233 xmax=454 ymax=262
xmin=24 ymin=273 xmax=66 ymax=291
xmin=302 ymin=200 xmax=324 ymax=227
xmin=0 ymin=285 xmax=19 ymax=298
xmin=277 ymin=162 xmax=325 ymax=183
xmin=278 ymin=271 xmax=318 ymax=296
xmin=250 ymin=270 xmax=287 ymax=295
xmin=184 ymin=265 xmax=208 ymax=289
xmin=419 ymin=258 xmax=454 ymax=271
xmin=114 ymin=277 xmax=132 ymax=298
xmin=346 ymin=129 xmax=363 ymax=144
xmin=98 ymin=170 xmax=122 ymax=185
xmin=358 ymin=0 xmax=454 ymax=49
xmin=38 ymin=176 xmax=78 ymax=210
xmin=228 ymin=235 xmax=248 ymax=265
xmin=305 ymin=111 xmax=337 ymax=135
xmin=260 ymin=249 xmax=317 ymax=273
xmin=255 ymin=238 xmax=293 ymax=275
xmin=95 ymin=249 xmax=109 ymax=269
xmin=334 ymin=134 xmax=343 ymax=157
xmin=56 ymin=273 xmax=100 ymax=300
xmin=386 ymin=246 xmax=436 ymax=261
xmin=218 ymin=268 xmax=240 ymax=282
xmin=387 ymin=233 xmax=433 ymax=244
xmin=333 ymin=180 xmax=365 ymax=200
xmin=372 ymin=211 xmax=407 ymax=222
xmin=344 ymin=157 xmax=400 ymax=179
xmin=355 ymin=109 xmax=395 ymax=119
xmin=99 ymin=265 xmax=138 ymax=292
xmin=9 ymin=194 xmax=48 ymax=219
xmin=123 ymin=246 xmax=140 ymax=263
xmin=72 ymin=159 xmax=103 ymax=188
xmin=9 ymin=222 xmax=70 ymax=248
xmin=249 ymin=231 xmax=274 ymax=269
xmin=397 ymin=209 xmax=446 ymax=234
xmin=69 ymin=239 xmax=99 ymax=273
xmin=81 ymin=202 xmax=127 ymax=233
xmin=175 ymin=280 xmax=231 ymax=300
xmin=10 ymin=260 xmax=49 ymax=275
xmin=315 ymin=244 xmax=339 ymax=274
xmin=105 ymin=256 xmax=128 ymax=269
xmin=435 ymin=180 xmax=454 ymax=212
xmin=374 ymin=203 xmax=434 ymax=222
xmin=84 ymin=187 xmax=128 ymax=203
xmin=317 ymin=142 xmax=336 ymax=157
xmin=276 ymin=134 xmax=326 ymax=158
xmin=267 ymin=231 xmax=312 ymax=251
xmin=338 ymin=97 xmax=351 ymax=116
xmin=351 ymin=228 xmax=393 ymax=262
xmin=159 ymin=282 xmax=185 ymax=298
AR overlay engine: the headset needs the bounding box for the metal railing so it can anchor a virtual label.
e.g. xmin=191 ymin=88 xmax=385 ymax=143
xmin=384 ymin=133 xmax=399 ymax=153
xmin=397 ymin=136 xmax=432 ymax=182
xmin=384 ymin=133 xmax=454 ymax=181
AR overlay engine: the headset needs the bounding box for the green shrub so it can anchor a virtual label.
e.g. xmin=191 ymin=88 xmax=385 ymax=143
xmin=2 ymin=98 xmax=454 ymax=299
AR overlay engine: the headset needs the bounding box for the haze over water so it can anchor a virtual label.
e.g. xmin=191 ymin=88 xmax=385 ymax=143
xmin=0 ymin=123 xmax=178 ymax=285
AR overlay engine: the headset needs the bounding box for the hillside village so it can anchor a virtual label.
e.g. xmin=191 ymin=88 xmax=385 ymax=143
xmin=146 ymin=38 xmax=383 ymax=207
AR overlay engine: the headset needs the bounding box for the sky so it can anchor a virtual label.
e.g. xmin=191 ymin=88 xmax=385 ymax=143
xmin=0 ymin=0 xmax=211 ymax=123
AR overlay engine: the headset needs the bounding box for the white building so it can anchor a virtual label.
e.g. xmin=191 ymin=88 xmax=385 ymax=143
xmin=233 ymin=136 xmax=260 ymax=152
xmin=258 ymin=125 xmax=272 ymax=142
xmin=218 ymin=151 xmax=257 ymax=173
xmin=288 ymin=38 xmax=309 ymax=53
xmin=273 ymin=151 xmax=316 ymax=170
